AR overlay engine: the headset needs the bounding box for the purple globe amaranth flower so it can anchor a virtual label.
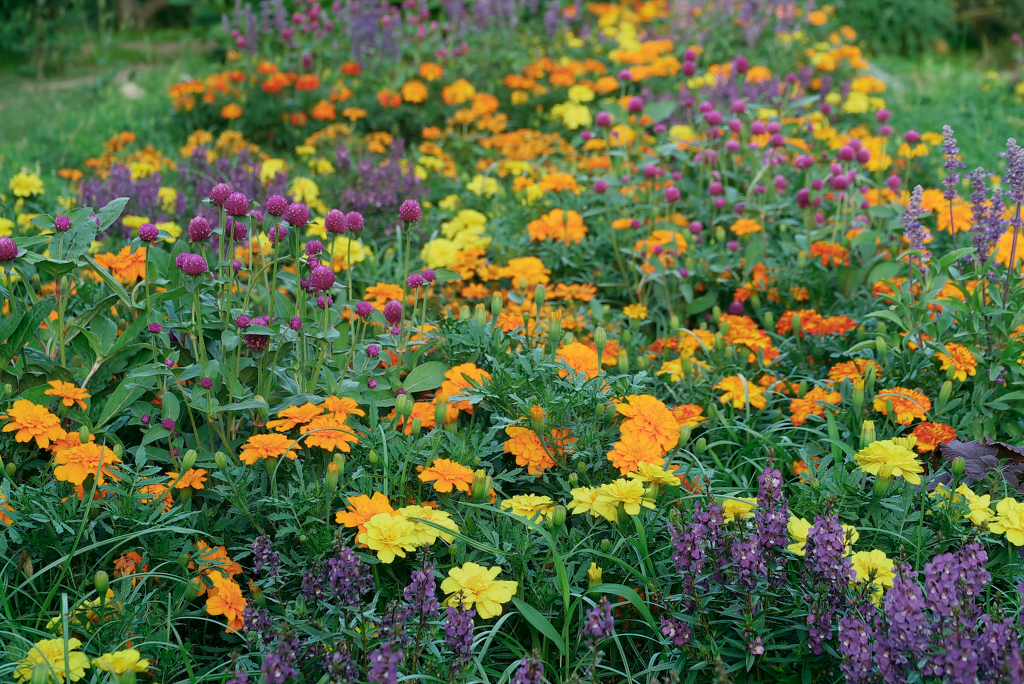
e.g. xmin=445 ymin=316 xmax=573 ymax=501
xmin=316 ymin=295 xmax=333 ymax=309
xmin=407 ymin=273 xmax=424 ymax=289
xmin=383 ymin=299 xmax=403 ymax=326
xmin=175 ymin=253 xmax=209 ymax=276
xmin=368 ymin=379 xmax=378 ymax=389
xmin=141 ymin=414 xmax=150 ymax=425
xmin=664 ymin=186 xmax=681 ymax=202
xmin=595 ymin=111 xmax=612 ymax=127
xmin=0 ymin=237 xmax=18 ymax=262
xmin=210 ymin=183 xmax=232 ymax=206
xmin=366 ymin=344 xmax=380 ymax=358
xmin=243 ymin=315 xmax=271 ymax=351
xmin=727 ymin=300 xmax=744 ymax=315
xmin=594 ymin=179 xmax=608 ymax=194
xmin=236 ymin=315 xmax=252 ymax=329
xmin=345 ymin=211 xmax=365 ymax=232
xmin=265 ymin=194 xmax=288 ymax=216
xmin=289 ymin=316 xmax=302 ymax=331
xmin=324 ymin=208 xmax=346 ymax=234
xmin=355 ymin=301 xmax=373 ymax=318
xmin=305 ymin=239 xmax=324 ymax=256
xmin=148 ymin=323 xmax=163 ymax=333
xmin=164 ymin=358 xmax=174 ymax=367
xmin=229 ymin=218 xmax=247 ymax=241
xmin=138 ymin=223 xmax=159 ymax=242
xmin=421 ymin=269 xmax=436 ymax=283
xmin=308 ymin=264 xmax=336 ymax=291
xmin=225 ymin=191 xmax=250 ymax=217
xmin=161 ymin=418 xmax=176 ymax=431
xmin=398 ymin=199 xmax=422 ymax=223
xmin=727 ymin=240 xmax=740 ymax=251
xmin=200 ymin=377 xmax=213 ymax=389
xmin=627 ymin=96 xmax=644 ymax=113
xmin=54 ymin=215 xmax=72 ymax=232
xmin=188 ymin=216 xmax=211 ymax=242
xmin=284 ymin=202 xmax=310 ymax=227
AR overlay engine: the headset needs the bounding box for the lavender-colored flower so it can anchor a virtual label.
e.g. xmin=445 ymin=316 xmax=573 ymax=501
xmin=148 ymin=323 xmax=163 ymax=333
xmin=404 ymin=560 xmax=439 ymax=618
xmin=901 ymin=185 xmax=930 ymax=258
xmin=838 ymin=608 xmax=873 ymax=684
xmin=262 ymin=649 xmax=299 ymax=684
xmin=243 ymin=604 xmax=275 ymax=645
xmin=265 ymin=194 xmax=288 ymax=216
xmin=210 ymin=183 xmax=233 ymax=207
xmin=583 ymin=597 xmax=614 ymax=645
xmin=660 ymin=616 xmax=691 ymax=647
xmin=367 ymin=642 xmax=403 ymax=683
xmin=511 ymin=656 xmax=543 ymax=684
xmin=225 ymin=670 xmax=250 ymax=684
xmin=326 ymin=547 xmax=373 ymax=608
xmin=284 ymin=202 xmax=310 ymax=227
xmin=226 ymin=191 xmax=250 ymax=216
xmin=161 ymin=418 xmax=176 ymax=431
xmin=252 ymin=535 xmax=281 ymax=578
xmin=355 ymin=301 xmax=373 ymax=318
xmin=188 ymin=216 xmax=212 ymax=242
xmin=1004 ymin=138 xmax=1024 ymax=210
xmin=383 ymin=299 xmax=403 ymax=326
xmin=671 ymin=495 xmax=724 ymax=604
xmin=942 ymin=125 xmax=966 ymax=200
xmin=803 ymin=514 xmax=854 ymax=654
xmin=730 ymin=535 xmax=765 ymax=591
xmin=444 ymin=605 xmax=476 ymax=671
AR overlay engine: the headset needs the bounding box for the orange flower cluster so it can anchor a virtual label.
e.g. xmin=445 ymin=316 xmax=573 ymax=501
xmin=608 ymin=395 xmax=685 ymax=474
xmin=775 ymin=309 xmax=857 ymax=336
xmin=873 ymin=387 xmax=931 ymax=425
xmin=504 ymin=426 xmax=576 ymax=474
xmin=718 ymin=314 xmax=779 ymax=364
xmin=789 ymin=386 xmax=841 ymax=426
xmin=809 ymin=240 xmax=849 ymax=266
xmin=527 ymin=209 xmax=588 ymax=244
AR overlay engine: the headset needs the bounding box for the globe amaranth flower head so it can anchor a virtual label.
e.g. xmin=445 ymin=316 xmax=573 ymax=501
xmin=175 ymin=253 xmax=209 ymax=276
xmin=188 ymin=216 xmax=212 ymax=242
xmin=161 ymin=418 xmax=176 ymax=431
xmin=346 ymin=211 xmax=365 ymax=232
xmin=225 ymin=191 xmax=250 ymax=217
xmin=308 ymin=264 xmax=336 ymax=292
xmin=54 ymin=215 xmax=72 ymax=232
xmin=244 ymin=315 xmax=271 ymax=351
xmin=407 ymin=273 xmax=424 ymax=289
xmin=324 ymin=208 xmax=346 ymax=234
xmin=210 ymin=182 xmax=233 ymax=206
xmin=236 ymin=314 xmax=252 ymax=329
xmin=265 ymin=194 xmax=288 ymax=216
xmin=289 ymin=316 xmax=302 ymax=331
xmin=356 ymin=301 xmax=374 ymax=319
xmin=268 ymin=224 xmax=288 ymax=245
xmin=284 ymin=202 xmax=310 ymax=227
xmin=398 ymin=199 xmax=422 ymax=223
xmin=383 ymin=299 xmax=403 ymax=326
xmin=138 ymin=223 xmax=160 ymax=242
xmin=228 ymin=217 xmax=248 ymax=241
xmin=148 ymin=323 xmax=163 ymax=333
xmin=0 ymin=237 xmax=19 ymax=262
xmin=421 ymin=268 xmax=436 ymax=283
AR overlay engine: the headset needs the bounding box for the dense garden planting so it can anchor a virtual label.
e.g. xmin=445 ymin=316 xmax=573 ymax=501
xmin=2 ymin=1 xmax=1024 ymax=682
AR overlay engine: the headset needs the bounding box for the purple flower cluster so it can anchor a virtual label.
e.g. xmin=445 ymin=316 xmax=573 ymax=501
xmin=670 ymin=493 xmax=724 ymax=604
xmin=901 ymin=185 xmax=930 ymax=260
xmin=583 ymin=597 xmax=614 ymax=646
xmin=243 ymin=315 xmax=271 ymax=352
xmin=325 ymin=546 xmax=374 ymax=608
xmin=511 ymin=656 xmax=544 ymax=684
xmin=839 ymin=544 xmax=1024 ymax=683
xmin=444 ymin=605 xmax=476 ymax=671
xmin=367 ymin=642 xmax=403 ymax=684
xmin=802 ymin=514 xmax=854 ymax=654
xmin=252 ymin=534 xmax=281 ymax=578
xmin=942 ymin=125 xmax=966 ymax=200
xmin=966 ymin=168 xmax=1008 ymax=264
xmin=174 ymin=252 xmax=209 ymax=277
xmin=335 ymin=140 xmax=424 ymax=233
xmin=403 ymin=560 xmax=439 ymax=619
xmin=754 ymin=463 xmax=788 ymax=584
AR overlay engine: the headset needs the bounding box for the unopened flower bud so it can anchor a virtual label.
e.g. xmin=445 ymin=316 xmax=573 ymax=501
xmin=534 ymin=284 xmax=546 ymax=305
xmin=695 ymin=437 xmax=707 ymax=454
xmin=254 ymin=395 xmax=268 ymax=421
xmin=873 ymin=464 xmax=894 ymax=498
xmin=411 ymin=418 xmax=422 ymax=435
xmin=617 ymin=350 xmax=629 ymax=373
xmin=945 ymin=364 xmax=957 ymax=382
xmin=594 ymin=326 xmax=607 ymax=353
xmin=711 ymin=305 xmax=722 ymax=322
xmin=588 ymin=562 xmax=603 ymax=588
xmin=763 ymin=311 xmax=774 ymax=330
xmin=396 ymin=394 xmax=414 ymax=419
xmin=119 ymin=671 xmax=138 ymax=684
xmin=181 ymin=449 xmax=197 ymax=473
xmin=326 ymin=462 xmax=339 ymax=494
xmin=852 ymin=380 xmax=864 ymax=412
xmin=568 ymin=472 xmax=578 ymax=486
xmin=551 ymin=505 xmax=567 ymax=531
xmin=489 ymin=293 xmax=502 ymax=321
xmin=621 ymin=328 xmax=631 ymax=344
xmin=113 ymin=443 xmax=124 ymax=460
xmin=474 ymin=303 xmax=487 ymax=326
xmin=678 ymin=424 xmax=692 ymax=447
xmin=368 ymin=449 xmax=379 ymax=464
xmin=951 ymin=456 xmax=966 ymax=479
xmin=434 ymin=395 xmax=450 ymax=427
xmin=939 ymin=380 xmax=953 ymax=406
xmin=459 ymin=305 xmax=471 ymax=321
xmin=471 ymin=469 xmax=492 ymax=502
xmin=184 ymin=576 xmax=202 ymax=601
xmin=636 ymin=354 xmax=649 ymax=370
xmin=95 ymin=570 xmax=109 ymax=596
xmin=791 ymin=314 xmax=801 ymax=337
xmin=797 ymin=381 xmax=808 ymax=398
xmin=178 ymin=553 xmax=191 ymax=569
xmin=860 ymin=420 xmax=876 ymax=447
xmin=333 ymin=452 xmax=345 ymax=475
xmin=875 ymin=336 xmax=887 ymax=354
xmin=600 ymin=539 xmax=611 ymax=553
xmin=877 ymin=321 xmax=888 ymax=335
xmin=215 ymin=451 xmax=228 ymax=470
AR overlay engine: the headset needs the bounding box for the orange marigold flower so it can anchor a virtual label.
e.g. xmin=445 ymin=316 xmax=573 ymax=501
xmin=2 ymin=399 xmax=66 ymax=448
xmin=775 ymin=309 xmax=824 ymax=336
xmin=670 ymin=404 xmax=706 ymax=428
xmin=341 ymin=61 xmax=362 ymax=76
xmin=323 ymin=396 xmax=366 ymax=421
xmin=138 ymin=482 xmax=172 ymax=512
xmin=206 ymin=572 xmax=246 ymax=633
xmin=419 ymin=62 xmax=444 ymax=81
xmin=616 ymin=395 xmax=680 ymax=454
xmin=527 ymin=208 xmax=588 ymax=244
xmin=935 ymin=342 xmax=977 ymax=381
xmin=401 ymin=80 xmax=429 ymax=103
xmin=730 ymin=218 xmax=763 ymax=236
xmin=911 ymin=421 xmax=957 ymax=452
xmin=789 ymin=386 xmax=841 ymax=426
xmin=828 ymin=359 xmax=882 ymax=384
xmin=714 ymin=375 xmax=767 ymax=409
xmin=816 ymin=315 xmax=858 ymax=336
xmin=443 ymin=78 xmax=476 ymax=105
xmin=113 ymin=550 xmax=144 ymax=578
xmin=267 ymin=402 xmax=324 ymax=431
xmin=440 ymin=363 xmax=492 ymax=412
xmin=239 ymin=433 xmax=299 ymax=465
xmin=44 ymin=380 xmax=91 ymax=410
xmin=873 ymin=387 xmax=931 ymax=425
xmin=301 ymin=415 xmax=359 ymax=452
xmin=295 ymin=74 xmax=320 ymax=91
xmin=336 ymin=492 xmax=395 ymax=533
xmin=607 ymin=435 xmax=665 ymax=475
xmin=54 ymin=442 xmax=122 ymax=486
xmin=220 ymin=103 xmax=243 ymax=119
xmin=167 ymin=468 xmax=208 ymax=490
xmin=418 ymin=458 xmax=475 ymax=493
xmin=556 ymin=341 xmax=600 ymax=379
xmin=504 ymin=426 xmax=556 ymax=474
xmin=809 ymin=240 xmax=849 ymax=266
xmin=311 ymin=99 xmax=336 ymax=121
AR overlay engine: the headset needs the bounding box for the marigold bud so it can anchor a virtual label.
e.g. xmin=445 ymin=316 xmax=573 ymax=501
xmin=411 ymin=418 xmax=422 ymax=435
xmin=797 ymin=381 xmax=808 ymax=398
xmin=368 ymin=449 xmax=379 ymax=464
xmin=860 ymin=420 xmax=876 ymax=447
xmin=594 ymin=326 xmax=607 ymax=353
xmin=551 ymin=505 xmax=567 ymax=531
xmin=79 ymin=426 xmax=90 ymax=444
xmin=875 ymin=336 xmax=887 ymax=354
xmin=434 ymin=395 xmax=450 ymax=427
xmin=95 ymin=570 xmax=109 ymax=596
xmin=711 ymin=305 xmax=722 ymax=323
xmin=852 ymin=380 xmax=865 ymax=412
xmin=588 ymin=562 xmax=603 ymax=588
xmin=534 ymin=284 xmax=546 ymax=305
xmin=215 ymin=451 xmax=228 ymax=470
xmin=791 ymin=314 xmax=802 ymax=337
xmin=120 ymin=670 xmax=138 ymax=684
xmin=459 ymin=305 xmax=471 ymax=321
xmin=491 ymin=292 xmax=503 ymax=320
xmin=877 ymin=321 xmax=888 ymax=335
xmin=326 ymin=462 xmax=339 ymax=494
xmin=333 ymin=453 xmax=346 ymax=475
xmin=181 ymin=449 xmax=197 ymax=473
xmin=254 ymin=395 xmax=268 ymax=421
xmin=617 ymin=350 xmax=630 ymax=373
xmin=600 ymin=539 xmax=611 ymax=553
xmin=951 ymin=456 xmax=966 ymax=479
xmin=474 ymin=303 xmax=487 ymax=326
xmin=184 ymin=576 xmax=202 ymax=601
xmin=568 ymin=472 xmax=578 ymax=486
xmin=178 ymin=553 xmax=191 ymax=569
xmin=636 ymin=353 xmax=649 ymax=370
xmin=763 ymin=311 xmax=774 ymax=330
xmin=5 ymin=462 xmax=14 ymax=479
xmin=695 ymin=437 xmax=707 ymax=454
xmin=678 ymin=424 xmax=692 ymax=447
xmin=620 ymin=328 xmax=631 ymax=345
xmin=396 ymin=394 xmax=414 ymax=419
xmin=939 ymin=381 xmax=953 ymax=409
xmin=471 ymin=469 xmax=491 ymax=502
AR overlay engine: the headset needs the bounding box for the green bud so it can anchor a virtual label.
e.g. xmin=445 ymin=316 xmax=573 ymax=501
xmin=29 ymin=663 xmax=51 ymax=684
xmin=333 ymin=452 xmax=346 ymax=475
xmin=873 ymin=464 xmax=894 ymax=498
xmin=118 ymin=671 xmax=137 ymax=684
xmin=938 ymin=380 xmax=953 ymax=407
xmin=78 ymin=426 xmax=90 ymax=444
xmin=594 ymin=326 xmax=607 ymax=353
xmin=577 ymin=461 xmax=587 ymax=474
xmin=471 ymin=469 xmax=492 ymax=502
xmin=299 ymin=534 xmax=308 ymax=543
xmin=715 ymin=225 xmax=726 ymax=243
xmin=945 ymin=363 xmax=957 ymax=382
xmin=568 ymin=472 xmax=578 ymax=487
xmin=215 ymin=451 xmax=228 ymax=470
xmin=860 ymin=420 xmax=876 ymax=447
xmin=600 ymin=538 xmax=611 ymax=553
xmin=695 ymin=437 xmax=707 ymax=454
xmin=797 ymin=380 xmax=808 ymax=398
xmin=184 ymin=576 xmax=202 ymax=602
xmin=876 ymin=321 xmax=887 ymax=335
xmin=749 ymin=293 xmax=761 ymax=311
xmin=711 ymin=305 xmax=721 ymax=323
xmin=459 ymin=305 xmax=471 ymax=321
xmin=490 ymin=292 xmax=503 ymax=320
xmin=595 ymin=402 xmax=605 ymax=417
xmin=791 ymin=314 xmax=801 ymax=337
xmin=250 ymin=583 xmax=266 ymax=607
xmin=796 ymin=252 xmax=807 ymax=268
xmin=617 ymin=350 xmax=630 ymax=373
xmin=254 ymin=395 xmax=268 ymax=421
xmin=951 ymin=457 xmax=966 ymax=479
xmin=434 ymin=395 xmax=450 ymax=427
xmin=669 ymin=313 xmax=680 ymax=330
xmin=178 ymin=553 xmax=191 ymax=569
xmin=2 ymin=384 xmax=11 ymax=396
xmin=181 ymin=449 xmax=197 ymax=472
xmin=616 ymin=502 xmax=630 ymax=525
xmin=678 ymin=424 xmax=692 ymax=447
xmin=113 ymin=443 xmax=124 ymax=460
xmin=551 ymin=505 xmax=567 ymax=530
xmin=852 ymin=380 xmax=865 ymax=413
xmin=724 ymin=345 xmax=734 ymax=360
xmin=5 ymin=462 xmax=15 ymax=479
xmin=763 ymin=310 xmax=774 ymax=330
xmin=95 ymin=570 xmax=109 ymax=596
xmin=636 ymin=353 xmax=649 ymax=370
xmin=885 ymin=398 xmax=895 ymax=420
xmin=856 ymin=325 xmax=866 ymax=341
xmin=326 ymin=462 xmax=339 ymax=494
xmin=368 ymin=449 xmax=379 ymax=465
xmin=534 ymin=284 xmax=546 ymax=306
xmin=875 ymin=336 xmax=887 ymax=355
xmin=411 ymin=418 xmax=422 ymax=435
xmin=395 ymin=393 xmax=414 ymax=419
xmin=621 ymin=328 xmax=632 ymax=344
xmin=20 ymin=555 xmax=33 ymax=580
xmin=474 ymin=303 xmax=487 ymax=326
xmin=547 ymin=316 xmax=562 ymax=351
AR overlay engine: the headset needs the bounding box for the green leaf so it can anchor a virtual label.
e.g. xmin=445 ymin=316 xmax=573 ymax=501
xmin=217 ymin=397 xmax=269 ymax=414
xmin=864 ymin=310 xmax=909 ymax=331
xmin=3 ymin=298 xmax=55 ymax=367
xmin=162 ymin=391 xmax=180 ymax=421
xmin=645 ymin=100 xmax=675 ymax=123
xmin=106 ymin=313 xmax=149 ymax=359
xmin=402 ymin=361 xmax=449 ymax=394
xmin=83 ymin=254 xmax=133 ymax=310
xmin=35 ymin=259 xmax=79 ymax=278
xmin=868 ymin=260 xmax=903 ymax=284
xmin=431 ymin=268 xmax=463 ymax=284
xmin=95 ymin=197 xmax=130 ymax=232
xmin=743 ymin=239 xmax=764 ymax=276
xmin=94 ymin=377 xmax=152 ymax=429
xmin=687 ymin=292 xmax=718 ymax=315
xmin=589 ymin=583 xmax=657 ymax=630
xmin=510 ymin=597 xmax=565 ymax=655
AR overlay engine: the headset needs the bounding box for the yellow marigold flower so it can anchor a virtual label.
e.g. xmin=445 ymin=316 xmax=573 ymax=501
xmin=267 ymin=402 xmax=324 ymax=431
xmin=595 ymin=478 xmax=655 ymax=516
xmin=714 ymin=375 xmax=767 ymax=410
xmin=54 ymin=442 xmax=122 ymax=486
xmin=872 ymin=387 xmax=930 ymax=425
xmin=501 ymin=494 xmax=556 ymax=520
xmin=931 ymin=483 xmax=993 ymax=527
xmin=398 ymin=504 xmax=459 ymax=545
xmin=989 ymin=497 xmax=1024 ymax=546
xmin=2 ymin=399 xmax=67 ymax=449
xmin=934 ymin=342 xmax=977 ymax=381
xmin=238 ymin=433 xmax=299 ymax=465
xmin=441 ymin=562 xmax=518 ymax=619
xmin=786 ymin=515 xmax=858 ymax=556
xmin=44 ymin=380 xmax=91 ymax=410
xmin=15 ymin=638 xmax=90 ymax=683
xmin=358 ymin=512 xmax=420 ymax=563
xmin=401 ymin=79 xmax=429 ymax=104
xmin=300 ymin=415 xmax=359 ymax=452
xmin=567 ymin=486 xmax=617 ymax=521
xmin=418 ymin=458 xmax=475 ymax=493
xmin=622 ymin=303 xmax=648 ymax=320
xmin=854 ymin=439 xmax=924 ymax=485
xmin=91 ymin=649 xmax=149 ymax=676
xmin=9 ymin=171 xmax=45 ymax=198
xmin=626 ymin=462 xmax=683 ymax=486
xmin=167 ymin=468 xmax=208 ymax=490
xmin=721 ymin=496 xmax=757 ymax=523
xmin=851 ymin=549 xmax=895 ymax=599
